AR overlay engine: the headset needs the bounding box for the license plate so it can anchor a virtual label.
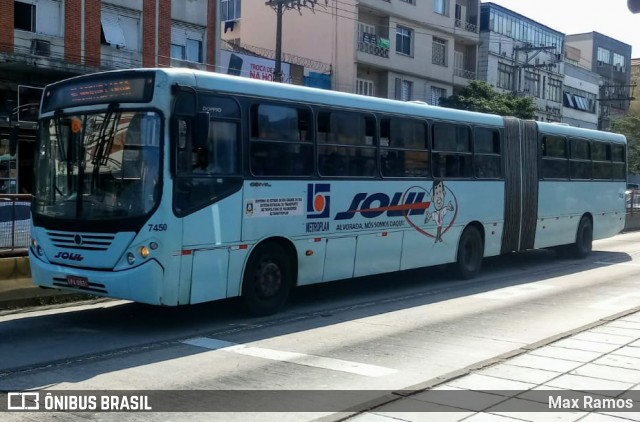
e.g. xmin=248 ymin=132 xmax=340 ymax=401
xmin=66 ymin=275 xmax=89 ymax=288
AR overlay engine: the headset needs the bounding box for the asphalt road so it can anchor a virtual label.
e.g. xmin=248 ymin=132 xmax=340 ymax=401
xmin=2 ymin=232 xmax=640 ymax=421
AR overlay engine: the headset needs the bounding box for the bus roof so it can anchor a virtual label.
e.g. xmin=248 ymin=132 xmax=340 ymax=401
xmin=50 ymin=67 xmax=505 ymax=127
xmin=42 ymin=68 xmax=627 ymax=146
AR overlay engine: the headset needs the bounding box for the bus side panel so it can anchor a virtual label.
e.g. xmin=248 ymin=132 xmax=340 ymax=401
xmin=322 ymin=237 xmax=356 ymax=282
xmin=535 ymin=181 xmax=584 ymax=248
xmin=296 ymin=238 xmax=327 ymax=286
xmin=354 ymin=231 xmax=402 ymax=277
xmin=400 ymin=230 xmax=456 ymax=270
xmin=534 ymin=181 xmax=625 ymax=249
xmin=226 ymin=248 xmax=251 ymax=298
xmin=181 ymin=191 xmax=243 ymax=302
xmin=190 ymin=249 xmax=229 ymax=304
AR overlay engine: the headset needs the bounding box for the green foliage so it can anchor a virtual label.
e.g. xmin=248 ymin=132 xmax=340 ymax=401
xmin=439 ymin=80 xmax=537 ymax=119
xmin=611 ymin=112 xmax=640 ymax=173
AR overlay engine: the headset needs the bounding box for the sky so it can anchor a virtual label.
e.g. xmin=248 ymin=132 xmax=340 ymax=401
xmin=484 ymin=0 xmax=640 ymax=58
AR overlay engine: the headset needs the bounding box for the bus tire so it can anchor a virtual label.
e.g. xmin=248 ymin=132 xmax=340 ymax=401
xmin=241 ymin=242 xmax=293 ymax=317
xmin=455 ymin=226 xmax=483 ymax=280
xmin=570 ymin=216 xmax=592 ymax=259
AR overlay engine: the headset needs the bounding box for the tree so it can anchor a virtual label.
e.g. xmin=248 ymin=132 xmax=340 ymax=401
xmin=611 ymin=112 xmax=640 ymax=173
xmin=439 ymin=80 xmax=537 ymax=119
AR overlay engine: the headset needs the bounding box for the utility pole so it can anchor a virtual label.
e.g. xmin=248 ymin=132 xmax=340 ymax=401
xmin=274 ymin=1 xmax=284 ymax=82
xmin=265 ymin=0 xmax=323 ymax=83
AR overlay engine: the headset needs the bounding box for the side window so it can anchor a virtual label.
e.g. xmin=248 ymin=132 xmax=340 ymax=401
xmin=432 ymin=122 xmax=472 ymax=179
xmin=250 ymin=104 xmax=313 ymax=177
xmin=611 ymin=143 xmax=625 ymax=181
xmin=541 ymin=135 xmax=568 ymax=179
xmin=318 ymin=110 xmax=376 ymax=177
xmin=570 ymin=138 xmax=590 ymax=180
xmin=380 ymin=117 xmax=429 ymax=178
xmin=474 ymin=127 xmax=501 ymax=179
xmin=591 ymin=141 xmax=611 ymax=180
xmin=173 ymin=94 xmax=242 ymax=216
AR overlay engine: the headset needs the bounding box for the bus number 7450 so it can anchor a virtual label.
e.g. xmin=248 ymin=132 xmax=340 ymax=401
xmin=148 ymin=224 xmax=168 ymax=232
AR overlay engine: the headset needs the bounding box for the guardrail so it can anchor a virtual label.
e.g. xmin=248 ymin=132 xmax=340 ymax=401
xmin=0 ymin=194 xmax=31 ymax=257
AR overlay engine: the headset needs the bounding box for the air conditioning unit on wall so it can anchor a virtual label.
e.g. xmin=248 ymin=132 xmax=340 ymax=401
xmin=30 ymin=39 xmax=51 ymax=57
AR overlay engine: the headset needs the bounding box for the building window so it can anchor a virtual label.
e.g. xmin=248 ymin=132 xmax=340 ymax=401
xmin=101 ymin=6 xmax=141 ymax=51
xmin=430 ymin=86 xmax=446 ymax=106
xmin=613 ymin=53 xmax=626 ymax=72
xmin=563 ymin=87 xmax=596 ymax=114
xmin=395 ymin=78 xmax=413 ymax=101
xmin=524 ymin=71 xmax=540 ymax=97
xmin=400 ymin=0 xmax=415 ymax=4
xmin=432 ymin=37 xmax=447 ymax=66
xmin=14 ymin=1 xmax=35 ymax=32
xmin=14 ymin=0 xmax=62 ymax=36
xmin=396 ymin=25 xmax=412 ymax=56
xmin=497 ymin=62 xmax=513 ymax=90
xmin=597 ymin=47 xmax=611 ymax=65
xmin=221 ymin=0 xmax=241 ymax=21
xmin=356 ymin=79 xmax=375 ymax=97
xmin=171 ymin=23 xmax=205 ymax=63
xmin=547 ymin=78 xmax=562 ymax=103
xmin=434 ymin=0 xmax=449 ymax=16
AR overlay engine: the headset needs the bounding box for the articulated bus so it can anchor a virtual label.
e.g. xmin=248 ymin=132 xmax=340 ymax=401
xmin=29 ymin=68 xmax=627 ymax=316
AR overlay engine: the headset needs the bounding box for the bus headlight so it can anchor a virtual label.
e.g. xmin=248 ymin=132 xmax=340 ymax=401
xmin=31 ymin=238 xmax=43 ymax=256
xmin=139 ymin=246 xmax=150 ymax=258
xmin=126 ymin=252 xmax=136 ymax=265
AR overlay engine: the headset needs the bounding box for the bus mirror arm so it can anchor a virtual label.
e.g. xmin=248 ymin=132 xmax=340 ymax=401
xmin=9 ymin=125 xmax=18 ymax=156
xmin=194 ymin=112 xmax=210 ymax=148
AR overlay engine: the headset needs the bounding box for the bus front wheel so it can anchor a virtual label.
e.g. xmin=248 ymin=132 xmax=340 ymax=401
xmin=455 ymin=226 xmax=484 ymax=280
xmin=242 ymin=242 xmax=293 ymax=316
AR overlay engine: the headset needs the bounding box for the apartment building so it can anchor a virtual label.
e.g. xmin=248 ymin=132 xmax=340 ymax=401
xmin=566 ymin=32 xmax=632 ymax=129
xmin=562 ymin=45 xmax=600 ymax=129
xmin=220 ymin=0 xmax=481 ymax=103
xmin=0 ymin=0 xmax=218 ymax=194
xmin=478 ymin=2 xmax=565 ymax=123
xmin=631 ymin=58 xmax=640 ymax=115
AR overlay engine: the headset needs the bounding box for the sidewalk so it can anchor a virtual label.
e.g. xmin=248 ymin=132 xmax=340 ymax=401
xmin=0 ymin=256 xmax=90 ymax=310
xmin=347 ymin=309 xmax=640 ymax=422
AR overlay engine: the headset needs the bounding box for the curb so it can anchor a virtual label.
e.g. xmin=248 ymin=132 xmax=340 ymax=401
xmin=0 ymin=256 xmax=31 ymax=279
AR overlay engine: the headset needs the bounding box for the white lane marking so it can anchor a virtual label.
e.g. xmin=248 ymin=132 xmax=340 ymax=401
xmin=182 ymin=337 xmax=396 ymax=377
xmin=474 ymin=284 xmax=555 ymax=300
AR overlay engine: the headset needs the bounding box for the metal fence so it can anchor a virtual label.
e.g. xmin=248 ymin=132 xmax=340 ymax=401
xmin=626 ymin=189 xmax=640 ymax=213
xmin=0 ymin=194 xmax=31 ymax=256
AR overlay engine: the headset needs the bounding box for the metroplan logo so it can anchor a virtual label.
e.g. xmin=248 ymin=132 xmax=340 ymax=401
xmin=307 ymin=183 xmax=330 ymax=219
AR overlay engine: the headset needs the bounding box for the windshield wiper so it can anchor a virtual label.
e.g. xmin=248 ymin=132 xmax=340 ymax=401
xmin=91 ymin=105 xmax=120 ymax=190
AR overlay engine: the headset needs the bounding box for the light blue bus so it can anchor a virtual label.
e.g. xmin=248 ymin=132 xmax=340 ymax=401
xmin=29 ymin=68 xmax=627 ymax=315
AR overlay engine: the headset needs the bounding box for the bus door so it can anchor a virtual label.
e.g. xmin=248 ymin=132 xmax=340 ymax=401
xmin=173 ymin=94 xmax=243 ymax=304
xmin=502 ymin=118 xmax=539 ymax=253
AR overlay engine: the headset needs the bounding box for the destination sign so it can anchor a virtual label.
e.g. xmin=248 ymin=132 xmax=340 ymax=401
xmin=42 ymin=73 xmax=155 ymax=113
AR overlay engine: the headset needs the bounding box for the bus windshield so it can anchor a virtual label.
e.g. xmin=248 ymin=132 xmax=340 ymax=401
xmin=33 ymin=110 xmax=162 ymax=220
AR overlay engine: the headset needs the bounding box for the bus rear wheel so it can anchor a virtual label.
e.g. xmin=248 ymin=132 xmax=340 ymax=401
xmin=570 ymin=216 xmax=592 ymax=259
xmin=241 ymin=242 xmax=293 ymax=317
xmin=455 ymin=226 xmax=483 ymax=280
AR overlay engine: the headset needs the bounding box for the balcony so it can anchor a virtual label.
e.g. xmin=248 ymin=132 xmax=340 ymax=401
xmin=455 ymin=19 xmax=478 ymax=34
xmin=454 ymin=67 xmax=476 ymax=79
xmin=357 ymin=37 xmax=390 ymax=59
